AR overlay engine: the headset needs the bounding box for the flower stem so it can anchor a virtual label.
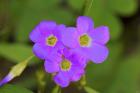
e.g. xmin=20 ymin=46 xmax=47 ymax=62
xmin=52 ymin=85 xmax=61 ymax=93
xmin=80 ymin=74 xmax=86 ymax=87
xmin=36 ymin=68 xmax=46 ymax=93
xmin=84 ymin=0 xmax=94 ymax=16
xmin=78 ymin=74 xmax=87 ymax=90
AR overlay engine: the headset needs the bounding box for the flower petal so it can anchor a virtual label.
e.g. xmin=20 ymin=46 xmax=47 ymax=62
xmin=77 ymin=16 xmax=94 ymax=34
xmin=33 ymin=43 xmax=49 ymax=60
xmin=39 ymin=21 xmax=56 ymax=34
xmin=89 ymin=26 xmax=110 ymax=44
xmin=44 ymin=60 xmax=60 ymax=73
xmin=53 ymin=24 xmax=65 ymax=39
xmin=29 ymin=26 xmax=42 ymax=43
xmin=69 ymin=66 xmax=85 ymax=81
xmin=0 ymin=74 xmax=14 ymax=86
xmin=64 ymin=53 xmax=86 ymax=81
xmin=30 ymin=21 xmax=56 ymax=43
xmin=61 ymin=27 xmax=78 ymax=48
xmin=72 ymin=53 xmax=88 ymax=68
xmin=73 ymin=43 xmax=109 ymax=63
xmin=54 ymin=72 xmax=70 ymax=87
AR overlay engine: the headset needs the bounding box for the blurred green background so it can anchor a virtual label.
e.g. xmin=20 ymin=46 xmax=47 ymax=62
xmin=0 ymin=0 xmax=140 ymax=93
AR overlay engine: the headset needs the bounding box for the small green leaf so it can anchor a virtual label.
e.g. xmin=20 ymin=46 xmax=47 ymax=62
xmin=0 ymin=84 xmax=33 ymax=93
xmin=0 ymin=56 xmax=34 ymax=86
xmin=10 ymin=55 xmax=34 ymax=77
xmin=84 ymin=86 xmax=99 ymax=93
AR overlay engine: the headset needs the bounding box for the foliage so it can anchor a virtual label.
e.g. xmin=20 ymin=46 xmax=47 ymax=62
xmin=0 ymin=84 xmax=33 ymax=93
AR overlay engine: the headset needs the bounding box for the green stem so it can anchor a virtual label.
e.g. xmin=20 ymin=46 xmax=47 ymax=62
xmin=36 ymin=68 xmax=46 ymax=93
xmin=84 ymin=0 xmax=94 ymax=16
xmin=78 ymin=74 xmax=87 ymax=90
xmin=58 ymin=86 xmax=61 ymax=93
xmin=52 ymin=85 xmax=61 ymax=93
xmin=80 ymin=74 xmax=86 ymax=87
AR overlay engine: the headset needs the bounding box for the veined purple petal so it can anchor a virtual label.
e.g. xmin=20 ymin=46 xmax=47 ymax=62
xmin=61 ymin=27 xmax=79 ymax=48
xmin=44 ymin=60 xmax=60 ymax=73
xmin=88 ymin=26 xmax=110 ymax=44
xmin=39 ymin=21 xmax=56 ymax=35
xmin=29 ymin=26 xmax=42 ymax=43
xmin=71 ymin=53 xmax=88 ymax=68
xmin=33 ymin=43 xmax=49 ymax=60
xmin=63 ymin=48 xmax=87 ymax=68
xmin=84 ymin=43 xmax=109 ymax=63
xmin=73 ymin=43 xmax=109 ymax=63
xmin=68 ymin=66 xmax=85 ymax=81
xmin=62 ymin=48 xmax=73 ymax=58
xmin=62 ymin=50 xmax=86 ymax=81
xmin=0 ymin=73 xmax=14 ymax=86
xmin=30 ymin=21 xmax=56 ymax=43
xmin=54 ymin=72 xmax=70 ymax=87
xmin=54 ymin=42 xmax=65 ymax=54
xmin=77 ymin=16 xmax=94 ymax=34
xmin=53 ymin=24 xmax=65 ymax=39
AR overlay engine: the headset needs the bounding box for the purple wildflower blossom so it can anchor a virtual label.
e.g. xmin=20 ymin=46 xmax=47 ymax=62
xmin=0 ymin=73 xmax=14 ymax=86
xmin=30 ymin=21 xmax=65 ymax=60
xmin=44 ymin=48 xmax=87 ymax=87
xmin=62 ymin=16 xmax=110 ymax=63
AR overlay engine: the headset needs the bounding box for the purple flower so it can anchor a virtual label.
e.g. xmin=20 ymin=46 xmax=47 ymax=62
xmin=0 ymin=73 xmax=14 ymax=86
xmin=62 ymin=16 xmax=110 ymax=63
xmin=44 ymin=48 xmax=87 ymax=87
xmin=30 ymin=21 xmax=65 ymax=60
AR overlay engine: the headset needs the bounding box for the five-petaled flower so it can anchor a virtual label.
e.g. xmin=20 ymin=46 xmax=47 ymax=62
xmin=29 ymin=21 xmax=65 ymax=60
xmin=44 ymin=48 xmax=87 ymax=87
xmin=62 ymin=16 xmax=109 ymax=63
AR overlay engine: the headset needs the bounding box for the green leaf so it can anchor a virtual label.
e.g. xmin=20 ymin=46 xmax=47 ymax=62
xmin=0 ymin=43 xmax=38 ymax=65
xmin=16 ymin=0 xmax=74 ymax=42
xmin=0 ymin=84 xmax=33 ymax=93
xmin=84 ymin=86 xmax=99 ymax=93
xmin=108 ymin=0 xmax=138 ymax=16
xmin=106 ymin=50 xmax=140 ymax=93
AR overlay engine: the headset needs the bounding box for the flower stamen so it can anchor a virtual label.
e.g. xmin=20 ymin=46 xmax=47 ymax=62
xmin=79 ymin=34 xmax=91 ymax=47
xmin=46 ymin=35 xmax=57 ymax=46
xmin=60 ymin=59 xmax=71 ymax=71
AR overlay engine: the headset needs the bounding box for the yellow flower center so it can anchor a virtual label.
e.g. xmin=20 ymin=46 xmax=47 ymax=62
xmin=79 ymin=34 xmax=91 ymax=47
xmin=46 ymin=35 xmax=57 ymax=46
xmin=60 ymin=59 xmax=71 ymax=71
